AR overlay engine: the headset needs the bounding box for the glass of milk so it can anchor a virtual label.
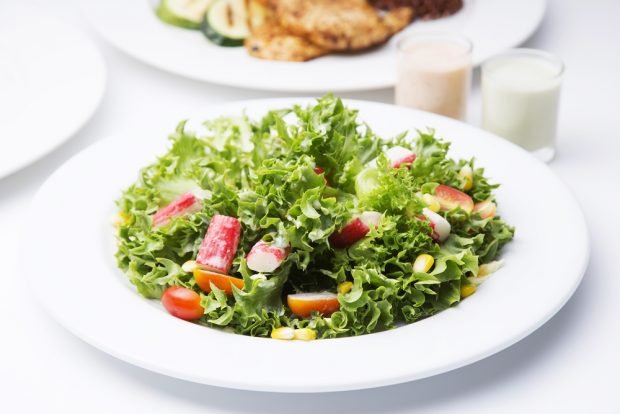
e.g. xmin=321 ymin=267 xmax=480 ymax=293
xmin=395 ymin=32 xmax=473 ymax=120
xmin=482 ymin=49 xmax=564 ymax=162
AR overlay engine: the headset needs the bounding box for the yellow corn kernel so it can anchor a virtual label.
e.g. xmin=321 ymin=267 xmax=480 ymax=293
xmin=413 ymin=254 xmax=434 ymax=273
xmin=113 ymin=212 xmax=129 ymax=228
xmin=338 ymin=281 xmax=353 ymax=294
xmin=460 ymin=284 xmax=477 ymax=299
xmin=422 ymin=194 xmax=441 ymax=212
xmin=271 ymin=327 xmax=295 ymax=340
xmin=459 ymin=165 xmax=474 ymax=191
xmin=294 ymin=328 xmax=317 ymax=341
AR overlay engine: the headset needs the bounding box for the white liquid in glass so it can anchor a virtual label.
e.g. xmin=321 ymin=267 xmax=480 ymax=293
xmin=482 ymin=54 xmax=563 ymax=161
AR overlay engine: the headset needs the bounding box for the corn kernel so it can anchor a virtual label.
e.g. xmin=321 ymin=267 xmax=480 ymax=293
xmin=113 ymin=212 xmax=129 ymax=228
xmin=422 ymin=194 xmax=441 ymax=212
xmin=460 ymin=284 xmax=477 ymax=299
xmin=413 ymin=254 xmax=434 ymax=273
xmin=294 ymin=328 xmax=317 ymax=341
xmin=271 ymin=327 xmax=295 ymax=340
xmin=459 ymin=165 xmax=474 ymax=191
xmin=338 ymin=281 xmax=353 ymax=294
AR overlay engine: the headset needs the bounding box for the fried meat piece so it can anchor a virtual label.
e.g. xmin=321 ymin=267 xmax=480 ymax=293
xmin=245 ymin=26 xmax=328 ymax=61
xmin=244 ymin=0 xmax=328 ymax=61
xmin=274 ymin=0 xmax=414 ymax=51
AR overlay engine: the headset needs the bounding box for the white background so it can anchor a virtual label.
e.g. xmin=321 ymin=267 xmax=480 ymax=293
xmin=1 ymin=0 xmax=619 ymax=412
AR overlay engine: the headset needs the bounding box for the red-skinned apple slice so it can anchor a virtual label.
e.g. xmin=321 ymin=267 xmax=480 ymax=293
xmin=313 ymin=166 xmax=329 ymax=185
xmin=359 ymin=211 xmax=383 ymax=228
xmin=434 ymin=184 xmax=474 ymax=213
xmin=473 ymin=200 xmax=497 ymax=219
xmin=385 ymin=146 xmax=416 ymax=168
xmin=329 ymin=217 xmax=369 ymax=248
xmin=330 ymin=211 xmax=383 ymax=248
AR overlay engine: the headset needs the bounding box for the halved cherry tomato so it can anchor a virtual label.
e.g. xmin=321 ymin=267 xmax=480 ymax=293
xmin=287 ymin=292 xmax=340 ymax=318
xmin=193 ymin=268 xmax=244 ymax=295
xmin=161 ymin=286 xmax=204 ymax=321
xmin=434 ymin=184 xmax=474 ymax=213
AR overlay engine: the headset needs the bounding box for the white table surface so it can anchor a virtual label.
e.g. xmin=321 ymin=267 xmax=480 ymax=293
xmin=1 ymin=0 xmax=619 ymax=412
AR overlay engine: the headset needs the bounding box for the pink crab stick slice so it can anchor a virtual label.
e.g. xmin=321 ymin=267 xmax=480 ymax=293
xmin=196 ymin=215 xmax=241 ymax=274
xmin=152 ymin=192 xmax=202 ymax=228
xmin=421 ymin=208 xmax=451 ymax=243
xmin=246 ymin=240 xmax=290 ymax=273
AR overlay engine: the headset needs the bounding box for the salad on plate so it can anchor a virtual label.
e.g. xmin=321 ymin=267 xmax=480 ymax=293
xmin=115 ymin=95 xmax=514 ymax=340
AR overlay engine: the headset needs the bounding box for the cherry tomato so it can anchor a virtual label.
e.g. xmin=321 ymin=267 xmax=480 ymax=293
xmin=161 ymin=286 xmax=204 ymax=321
xmin=287 ymin=292 xmax=340 ymax=318
xmin=193 ymin=268 xmax=244 ymax=295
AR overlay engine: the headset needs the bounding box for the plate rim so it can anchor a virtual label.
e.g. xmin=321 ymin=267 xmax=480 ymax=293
xmin=0 ymin=9 xmax=106 ymax=180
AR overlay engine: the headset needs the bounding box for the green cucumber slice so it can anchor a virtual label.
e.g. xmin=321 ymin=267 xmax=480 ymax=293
xmin=156 ymin=0 xmax=213 ymax=30
xmin=202 ymin=0 xmax=249 ymax=47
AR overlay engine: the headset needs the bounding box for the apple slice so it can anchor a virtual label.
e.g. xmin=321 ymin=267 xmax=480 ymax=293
xmin=329 ymin=217 xmax=369 ymax=248
xmin=434 ymin=184 xmax=474 ymax=213
xmin=330 ymin=211 xmax=383 ymax=248
xmin=313 ymin=165 xmax=329 ymax=185
xmin=421 ymin=208 xmax=451 ymax=242
xmin=359 ymin=211 xmax=383 ymax=228
xmin=385 ymin=146 xmax=416 ymax=168
xmin=193 ymin=268 xmax=244 ymax=295
xmin=247 ymin=240 xmax=289 ymax=273
xmin=287 ymin=292 xmax=340 ymax=318
xmin=473 ymin=200 xmax=497 ymax=219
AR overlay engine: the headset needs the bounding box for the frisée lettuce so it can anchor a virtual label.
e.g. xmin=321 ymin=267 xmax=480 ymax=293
xmin=115 ymin=94 xmax=514 ymax=339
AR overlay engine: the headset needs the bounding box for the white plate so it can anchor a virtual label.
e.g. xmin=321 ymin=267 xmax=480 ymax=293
xmin=25 ymin=98 xmax=587 ymax=392
xmin=0 ymin=5 xmax=106 ymax=180
xmin=82 ymin=0 xmax=546 ymax=91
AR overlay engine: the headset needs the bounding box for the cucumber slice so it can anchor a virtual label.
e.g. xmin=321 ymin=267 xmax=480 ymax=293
xmin=202 ymin=0 xmax=249 ymax=47
xmin=156 ymin=0 xmax=213 ymax=30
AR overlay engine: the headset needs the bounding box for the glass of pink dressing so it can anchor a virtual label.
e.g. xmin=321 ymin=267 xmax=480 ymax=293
xmin=395 ymin=33 xmax=473 ymax=120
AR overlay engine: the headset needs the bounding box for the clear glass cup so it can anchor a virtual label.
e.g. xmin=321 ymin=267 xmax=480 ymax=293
xmin=481 ymin=49 xmax=565 ymax=162
xmin=395 ymin=32 xmax=473 ymax=120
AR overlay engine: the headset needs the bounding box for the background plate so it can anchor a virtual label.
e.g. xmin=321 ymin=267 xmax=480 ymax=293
xmin=0 ymin=5 xmax=106 ymax=179
xmin=82 ymin=0 xmax=546 ymax=91
xmin=25 ymin=98 xmax=587 ymax=392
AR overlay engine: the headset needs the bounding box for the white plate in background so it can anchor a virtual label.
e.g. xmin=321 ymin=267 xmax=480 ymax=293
xmin=82 ymin=0 xmax=546 ymax=91
xmin=25 ymin=98 xmax=587 ymax=392
xmin=0 ymin=5 xmax=106 ymax=180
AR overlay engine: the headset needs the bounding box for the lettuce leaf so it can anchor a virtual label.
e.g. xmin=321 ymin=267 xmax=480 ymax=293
xmin=115 ymin=94 xmax=515 ymax=338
